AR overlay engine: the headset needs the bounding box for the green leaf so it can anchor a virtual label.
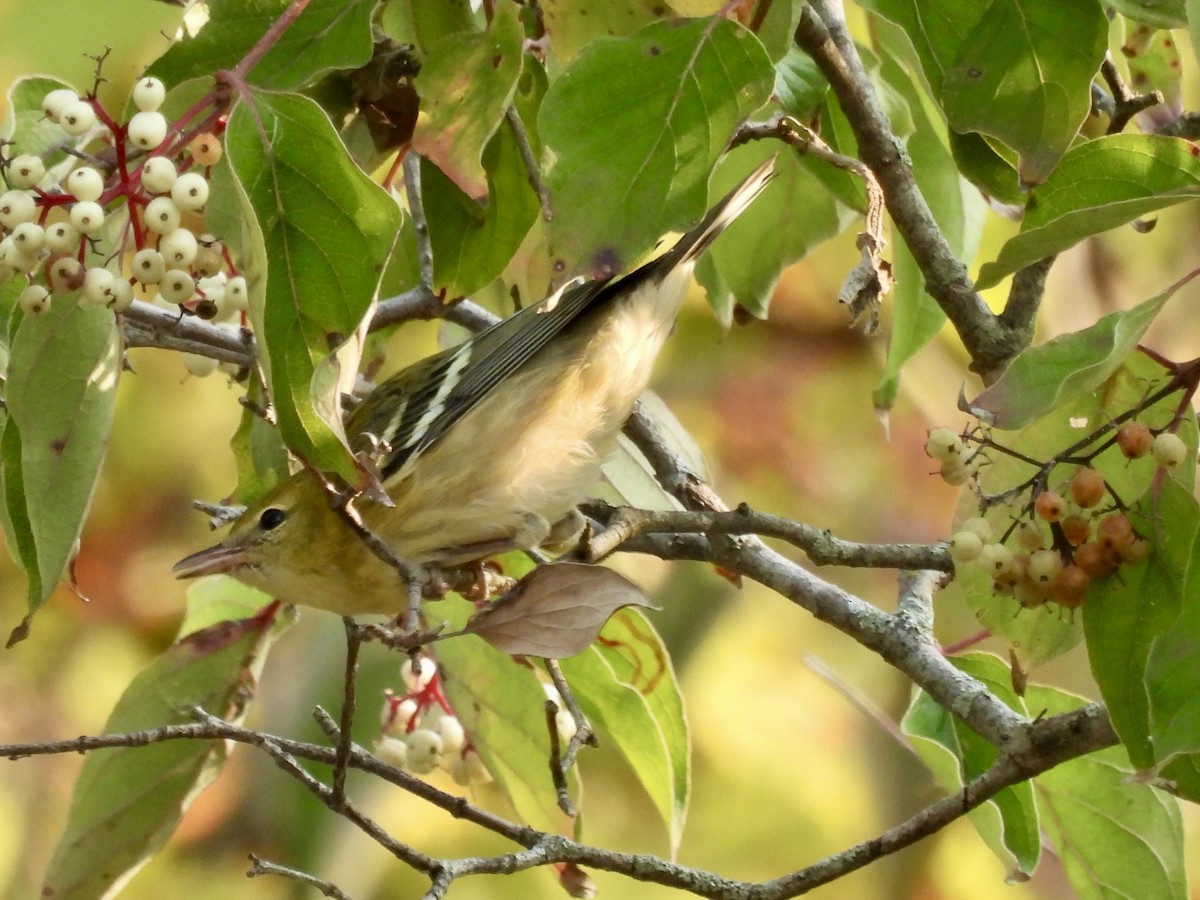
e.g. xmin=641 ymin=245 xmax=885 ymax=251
xmin=437 ymin=594 xmax=578 ymax=834
xmin=379 ymin=0 xmax=479 ymax=57
xmin=1123 ymin=24 xmax=1183 ymax=120
xmin=947 ymin=130 xmax=1024 ymax=207
xmin=540 ymin=17 xmax=774 ymax=276
xmin=967 ymin=271 xmax=1195 ymax=429
xmin=857 ymin=0 xmax=991 ymax=89
xmin=230 ymin=376 xmax=291 ymax=505
xmin=149 ymin=0 xmax=376 ymax=91
xmin=42 ymin=602 xmax=290 ymax=900
xmin=5 ymin=301 xmax=119 ymax=615
xmin=1 ymin=416 xmax=38 ymax=641
xmin=700 ymin=144 xmax=849 ymax=321
xmin=1147 ymin=555 xmax=1200 ymax=767
xmin=951 ymin=350 xmax=1195 ymax=668
xmin=941 ymin=0 xmax=1108 ymax=185
xmin=561 ymin=609 xmax=690 ymax=855
xmin=411 ymin=2 xmax=524 ymax=200
xmin=224 ymin=88 xmax=402 ymax=482
xmin=1107 ymin=0 xmax=1187 ymax=27
xmin=1084 ymin=474 xmax=1200 ymax=793
xmin=422 ymin=120 xmax=540 ymax=298
xmin=902 ymin=653 xmax=1040 ymax=876
xmin=177 ymin=575 xmax=278 ymax=637
xmin=773 ymin=46 xmax=829 ymax=119
xmin=1027 ymin=683 xmax=1187 ymax=900
xmin=540 ymin=0 xmax=669 ymax=62
xmin=977 ymin=135 xmax=1200 ymax=289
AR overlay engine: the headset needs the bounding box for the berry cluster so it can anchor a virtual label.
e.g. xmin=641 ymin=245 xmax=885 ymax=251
xmin=2 ymin=76 xmax=245 ymax=375
xmin=928 ymin=420 xmax=1187 ymax=612
xmin=375 ymin=654 xmax=491 ymax=786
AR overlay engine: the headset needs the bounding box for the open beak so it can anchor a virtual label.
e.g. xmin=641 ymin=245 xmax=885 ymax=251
xmin=172 ymin=542 xmax=248 ymax=579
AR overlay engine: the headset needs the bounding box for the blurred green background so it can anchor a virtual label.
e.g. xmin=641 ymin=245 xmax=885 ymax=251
xmin=3 ymin=2 xmax=1200 ymax=898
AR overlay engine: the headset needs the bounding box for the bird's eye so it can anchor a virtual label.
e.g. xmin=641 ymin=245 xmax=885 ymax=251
xmin=259 ymin=507 xmax=287 ymax=531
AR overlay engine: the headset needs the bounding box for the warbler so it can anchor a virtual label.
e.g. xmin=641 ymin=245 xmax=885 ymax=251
xmin=173 ymin=159 xmax=776 ymax=615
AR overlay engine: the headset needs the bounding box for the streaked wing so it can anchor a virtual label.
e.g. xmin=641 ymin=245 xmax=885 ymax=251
xmin=348 ymin=276 xmax=609 ymax=480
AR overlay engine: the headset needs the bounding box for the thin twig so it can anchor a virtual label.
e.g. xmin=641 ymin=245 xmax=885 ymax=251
xmin=506 ymin=106 xmax=552 ymax=223
xmin=333 ymin=619 xmax=364 ymax=805
xmin=1100 ymin=53 xmax=1164 ymax=135
xmin=247 ymin=854 xmax=355 ymax=899
xmin=403 ymin=152 xmax=435 ymax=290
xmin=544 ymin=659 xmax=597 ymax=809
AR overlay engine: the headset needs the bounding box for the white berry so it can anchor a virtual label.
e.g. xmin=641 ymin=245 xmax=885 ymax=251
xmin=225 ymin=275 xmax=248 ymax=311
xmin=977 ymin=543 xmax=1015 ymax=577
xmin=959 ymin=517 xmax=993 ymax=542
xmin=555 ymin=708 xmax=577 ymax=744
xmin=0 ymin=190 xmax=36 ymax=228
xmin=102 ymin=277 xmax=133 ymax=312
xmin=183 ymin=352 xmax=219 ymax=377
xmin=48 ymin=256 xmax=84 ymax=293
xmin=170 ymin=172 xmax=209 ymax=211
xmin=375 ymin=736 xmax=409 ymax=769
xmin=69 ymin=201 xmax=105 ymax=235
xmin=131 ymin=76 xmax=166 ymax=112
xmin=59 ymin=100 xmax=97 ymax=136
xmin=127 ymin=110 xmax=168 ymax=150
xmin=10 ymin=222 xmax=45 ymax=253
xmin=44 ymin=221 xmax=80 ymax=253
xmin=437 ymin=716 xmax=466 ymax=755
xmin=1152 ymin=432 xmax=1187 ymax=470
xmin=82 ymin=267 xmax=115 ymax=304
xmin=404 ymin=729 xmax=444 ymax=774
xmin=948 ymin=531 xmax=984 ymax=564
xmin=143 ymin=196 xmax=180 ymax=234
xmin=925 ymin=427 xmax=964 ymax=462
xmin=42 ymin=88 xmax=79 ymax=123
xmin=1028 ymin=549 xmax=1064 ymax=585
xmin=159 ymin=227 xmax=198 ymax=267
xmin=0 ymin=237 xmax=37 ymax=272
xmin=140 ymin=156 xmax=177 ymax=194
xmin=131 ymin=248 xmax=165 ymax=284
xmin=193 ymin=237 xmax=223 ymax=276
xmin=8 ymin=155 xmax=45 ymax=189
xmin=401 ymin=655 xmax=436 ymax=691
xmin=65 ymin=166 xmax=105 ymax=202
xmin=159 ymin=269 xmax=195 ymax=304
xmin=451 ymin=749 xmax=492 ymax=786
xmin=18 ymin=284 xmax=50 ymax=315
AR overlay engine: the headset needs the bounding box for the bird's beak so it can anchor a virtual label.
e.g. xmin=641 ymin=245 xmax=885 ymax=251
xmin=172 ymin=542 xmax=248 ymax=579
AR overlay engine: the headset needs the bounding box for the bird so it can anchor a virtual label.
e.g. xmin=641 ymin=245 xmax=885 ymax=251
xmin=173 ymin=157 xmax=776 ymax=615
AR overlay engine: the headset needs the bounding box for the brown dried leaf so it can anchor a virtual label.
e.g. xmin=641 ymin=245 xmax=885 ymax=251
xmin=839 ymin=232 xmax=892 ymax=334
xmin=465 ymin=563 xmax=657 ymax=659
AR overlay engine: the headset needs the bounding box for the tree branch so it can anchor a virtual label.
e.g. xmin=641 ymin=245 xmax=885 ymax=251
xmin=3 ymin=702 xmax=1117 ymax=899
xmin=794 ymin=1 xmax=1025 ymax=383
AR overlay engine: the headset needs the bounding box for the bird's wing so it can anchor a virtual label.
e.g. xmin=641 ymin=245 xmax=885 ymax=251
xmin=349 ymin=276 xmax=609 ymax=481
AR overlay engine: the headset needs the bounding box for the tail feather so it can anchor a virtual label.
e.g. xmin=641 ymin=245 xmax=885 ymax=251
xmin=659 ymin=156 xmax=777 ymax=274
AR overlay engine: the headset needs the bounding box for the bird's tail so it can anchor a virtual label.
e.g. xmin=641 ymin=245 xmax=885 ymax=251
xmin=659 ymin=155 xmax=777 ymax=272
